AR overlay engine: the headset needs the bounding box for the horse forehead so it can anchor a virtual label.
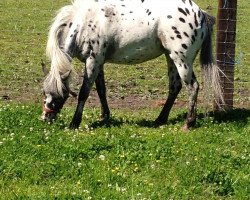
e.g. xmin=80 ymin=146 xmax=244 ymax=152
xmin=45 ymin=93 xmax=53 ymax=102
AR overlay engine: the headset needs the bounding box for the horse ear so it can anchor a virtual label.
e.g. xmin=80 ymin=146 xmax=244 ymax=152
xmin=61 ymin=70 xmax=71 ymax=80
xmin=41 ymin=60 xmax=49 ymax=76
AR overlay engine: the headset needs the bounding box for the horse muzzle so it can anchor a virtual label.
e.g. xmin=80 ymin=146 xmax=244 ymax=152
xmin=41 ymin=106 xmax=58 ymax=122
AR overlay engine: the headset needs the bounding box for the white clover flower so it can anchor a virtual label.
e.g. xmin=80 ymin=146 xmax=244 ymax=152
xmin=77 ymin=162 xmax=82 ymax=167
xmin=99 ymin=155 xmax=105 ymax=161
xmin=85 ymin=124 xmax=89 ymax=130
xmin=121 ymin=187 xmax=127 ymax=193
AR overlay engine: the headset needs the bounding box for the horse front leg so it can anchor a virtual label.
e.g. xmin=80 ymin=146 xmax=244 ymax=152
xmin=69 ymin=58 xmax=100 ymax=129
xmin=95 ymin=67 xmax=110 ymax=123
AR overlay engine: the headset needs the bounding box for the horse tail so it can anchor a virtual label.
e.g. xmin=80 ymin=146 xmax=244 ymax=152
xmin=46 ymin=5 xmax=74 ymax=96
xmin=200 ymin=11 xmax=225 ymax=110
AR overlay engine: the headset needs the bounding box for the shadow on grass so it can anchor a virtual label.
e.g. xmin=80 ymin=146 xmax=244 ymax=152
xmin=90 ymin=117 xmax=125 ymax=128
xmin=89 ymin=108 xmax=250 ymax=129
xmin=213 ymin=108 xmax=250 ymax=124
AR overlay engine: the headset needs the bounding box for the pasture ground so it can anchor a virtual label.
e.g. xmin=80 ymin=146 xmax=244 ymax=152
xmin=0 ymin=0 xmax=250 ymax=199
xmin=0 ymin=105 xmax=249 ymax=199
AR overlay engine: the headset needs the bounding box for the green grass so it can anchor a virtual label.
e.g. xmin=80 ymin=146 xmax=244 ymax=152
xmin=0 ymin=104 xmax=249 ymax=199
xmin=0 ymin=0 xmax=250 ymax=199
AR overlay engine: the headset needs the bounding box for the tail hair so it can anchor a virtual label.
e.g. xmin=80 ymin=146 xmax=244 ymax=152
xmin=45 ymin=5 xmax=74 ymax=96
xmin=200 ymin=12 xmax=225 ymax=110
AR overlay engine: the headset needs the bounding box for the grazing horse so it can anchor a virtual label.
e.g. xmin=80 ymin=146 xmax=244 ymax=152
xmin=42 ymin=0 xmax=223 ymax=130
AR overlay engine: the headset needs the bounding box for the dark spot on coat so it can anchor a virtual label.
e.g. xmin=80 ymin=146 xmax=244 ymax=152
xmin=185 ymin=8 xmax=190 ymax=15
xmin=172 ymin=26 xmax=177 ymax=30
xmin=175 ymin=30 xmax=180 ymax=35
xmin=189 ymin=23 xmax=193 ymax=29
xmin=183 ymin=32 xmax=189 ymax=37
xmin=191 ymin=35 xmax=195 ymax=42
xmin=189 ymin=0 xmax=193 ymax=6
xmin=177 ymin=35 xmax=182 ymax=39
xmin=179 ymin=17 xmax=186 ymax=23
xmin=194 ymin=13 xmax=199 ymax=27
xmin=178 ymin=7 xmax=187 ymax=16
xmin=194 ymin=29 xmax=198 ymax=37
xmin=198 ymin=10 xmax=201 ymax=18
xmin=182 ymin=44 xmax=188 ymax=49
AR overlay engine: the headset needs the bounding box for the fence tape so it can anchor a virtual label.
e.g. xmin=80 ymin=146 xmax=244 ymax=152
xmin=216 ymin=52 xmax=243 ymax=66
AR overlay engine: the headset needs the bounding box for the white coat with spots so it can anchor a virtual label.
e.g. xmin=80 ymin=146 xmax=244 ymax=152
xmin=42 ymin=0 xmax=223 ymax=130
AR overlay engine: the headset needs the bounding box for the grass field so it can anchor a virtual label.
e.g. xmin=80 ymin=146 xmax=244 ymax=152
xmin=0 ymin=0 xmax=250 ymax=199
xmin=0 ymin=105 xmax=249 ymax=199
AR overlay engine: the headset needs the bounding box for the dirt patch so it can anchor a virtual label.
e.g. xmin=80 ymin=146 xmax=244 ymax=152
xmin=1 ymin=86 xmax=249 ymax=110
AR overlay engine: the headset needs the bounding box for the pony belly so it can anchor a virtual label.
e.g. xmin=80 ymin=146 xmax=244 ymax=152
xmin=107 ymin=42 xmax=163 ymax=64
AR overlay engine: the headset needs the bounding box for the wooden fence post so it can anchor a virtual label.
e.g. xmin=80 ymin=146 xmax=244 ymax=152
xmin=215 ymin=0 xmax=238 ymax=110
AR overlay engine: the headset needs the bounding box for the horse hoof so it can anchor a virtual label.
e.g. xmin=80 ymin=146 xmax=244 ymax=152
xmin=69 ymin=122 xmax=80 ymax=130
xmin=100 ymin=116 xmax=109 ymax=123
xmin=153 ymin=119 xmax=166 ymax=128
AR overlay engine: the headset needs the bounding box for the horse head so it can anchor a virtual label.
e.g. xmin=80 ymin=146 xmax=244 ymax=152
xmin=41 ymin=61 xmax=77 ymax=122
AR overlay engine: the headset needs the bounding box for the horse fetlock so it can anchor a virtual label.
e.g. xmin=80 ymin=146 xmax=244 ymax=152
xmin=100 ymin=112 xmax=110 ymax=124
xmin=69 ymin=114 xmax=83 ymax=129
xmin=153 ymin=117 xmax=168 ymax=128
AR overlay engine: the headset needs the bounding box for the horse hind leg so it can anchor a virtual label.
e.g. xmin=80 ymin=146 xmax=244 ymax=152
xmin=174 ymin=59 xmax=199 ymax=130
xmin=154 ymin=54 xmax=182 ymax=126
xmin=95 ymin=67 xmax=110 ymax=123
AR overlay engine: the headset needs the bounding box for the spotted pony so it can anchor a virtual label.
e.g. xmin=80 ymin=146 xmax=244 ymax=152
xmin=42 ymin=0 xmax=223 ymax=130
